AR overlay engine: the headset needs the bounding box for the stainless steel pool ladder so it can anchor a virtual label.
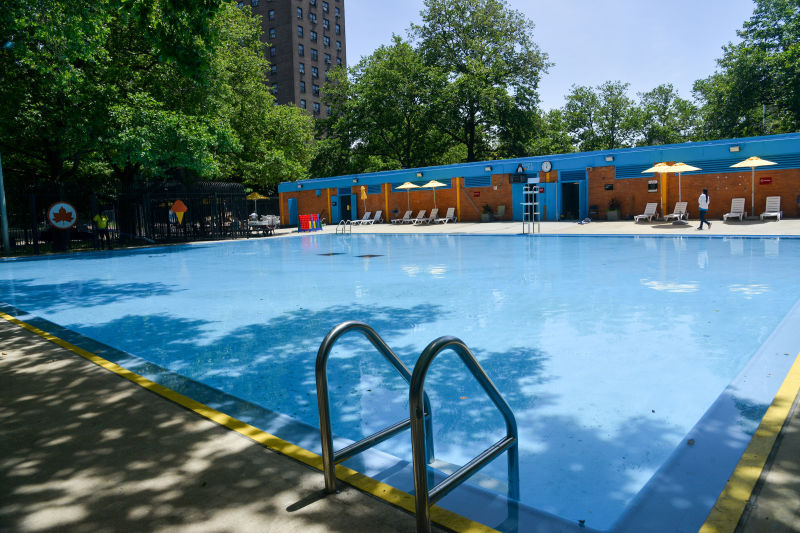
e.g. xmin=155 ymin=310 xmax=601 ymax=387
xmin=522 ymin=183 xmax=540 ymax=234
xmin=316 ymin=321 xmax=520 ymax=533
xmin=335 ymin=219 xmax=351 ymax=234
xmin=316 ymin=321 xmax=435 ymax=494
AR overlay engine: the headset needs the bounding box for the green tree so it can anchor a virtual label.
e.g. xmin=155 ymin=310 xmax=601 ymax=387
xmin=317 ymin=36 xmax=453 ymax=173
xmin=563 ymin=81 xmax=637 ymax=151
xmin=563 ymin=85 xmax=600 ymax=150
xmin=636 ymin=84 xmax=699 ymax=145
xmin=209 ymin=2 xmax=313 ymax=188
xmin=527 ymin=109 xmax=575 ymax=156
xmin=0 ymin=1 xmax=114 ymax=188
xmin=411 ymin=0 xmax=550 ymax=161
xmin=694 ymin=0 xmax=800 ymax=137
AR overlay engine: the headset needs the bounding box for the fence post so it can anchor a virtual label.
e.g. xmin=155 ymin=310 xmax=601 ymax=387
xmin=0 ymin=152 xmax=9 ymax=252
xmin=29 ymin=192 xmax=39 ymax=255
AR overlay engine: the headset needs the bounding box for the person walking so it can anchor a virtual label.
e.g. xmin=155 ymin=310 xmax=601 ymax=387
xmin=93 ymin=212 xmax=112 ymax=249
xmin=697 ymin=188 xmax=711 ymax=230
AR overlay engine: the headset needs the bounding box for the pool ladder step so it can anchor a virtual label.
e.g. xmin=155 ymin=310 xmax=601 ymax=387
xmin=316 ymin=321 xmax=519 ymax=533
xmin=335 ymin=219 xmax=352 ymax=234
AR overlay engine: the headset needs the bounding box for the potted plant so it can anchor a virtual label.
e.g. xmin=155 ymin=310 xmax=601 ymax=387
xmin=481 ymin=204 xmax=493 ymax=222
xmin=606 ymin=198 xmax=621 ymax=221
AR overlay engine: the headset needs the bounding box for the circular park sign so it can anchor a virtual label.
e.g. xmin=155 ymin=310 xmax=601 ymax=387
xmin=48 ymin=202 xmax=78 ymax=229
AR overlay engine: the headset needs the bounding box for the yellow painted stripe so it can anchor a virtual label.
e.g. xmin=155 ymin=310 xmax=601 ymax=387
xmin=700 ymin=350 xmax=800 ymax=533
xmin=0 ymin=310 xmax=498 ymax=533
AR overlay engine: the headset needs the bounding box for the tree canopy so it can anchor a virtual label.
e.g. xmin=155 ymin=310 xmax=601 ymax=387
xmin=694 ymin=0 xmax=800 ymax=138
xmin=0 ymin=0 xmax=314 ymax=196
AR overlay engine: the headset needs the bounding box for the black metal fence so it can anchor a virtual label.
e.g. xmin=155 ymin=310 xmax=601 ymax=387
xmin=4 ymin=181 xmax=280 ymax=255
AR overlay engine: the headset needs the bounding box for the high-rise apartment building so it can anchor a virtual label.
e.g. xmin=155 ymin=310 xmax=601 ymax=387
xmin=244 ymin=0 xmax=347 ymax=117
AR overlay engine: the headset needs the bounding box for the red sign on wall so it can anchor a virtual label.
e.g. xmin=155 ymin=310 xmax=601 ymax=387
xmin=472 ymin=191 xmax=480 ymax=197
xmin=759 ymin=177 xmax=772 ymax=185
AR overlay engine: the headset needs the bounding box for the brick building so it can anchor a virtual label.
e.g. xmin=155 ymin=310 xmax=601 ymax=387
xmin=277 ymin=133 xmax=800 ymax=225
xmin=246 ymin=0 xmax=346 ymax=116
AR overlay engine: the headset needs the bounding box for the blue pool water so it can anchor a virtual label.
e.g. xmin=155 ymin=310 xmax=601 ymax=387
xmin=2 ymin=234 xmax=799 ymax=531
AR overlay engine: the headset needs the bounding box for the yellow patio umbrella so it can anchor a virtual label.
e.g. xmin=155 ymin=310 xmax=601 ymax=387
xmin=360 ymin=185 xmax=367 ymax=212
xmin=669 ymin=162 xmax=701 ymax=204
xmin=730 ymin=156 xmax=777 ymax=216
xmin=642 ymin=163 xmax=673 ymax=216
xmin=395 ymin=181 xmax=420 ymax=210
xmin=246 ymin=191 xmax=268 ymax=215
xmin=421 ymin=180 xmax=447 ymax=209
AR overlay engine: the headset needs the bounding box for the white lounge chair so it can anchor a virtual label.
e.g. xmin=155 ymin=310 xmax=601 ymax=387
xmin=435 ymin=207 xmax=456 ymax=224
xmin=664 ymin=201 xmax=689 ymax=222
xmin=413 ymin=208 xmax=438 ymax=225
xmin=760 ymin=196 xmax=782 ymax=221
xmin=723 ymin=198 xmax=746 ymax=222
xmin=391 ymin=210 xmax=412 ymax=224
xmin=363 ymin=210 xmax=382 ymax=224
xmin=351 ymin=212 xmax=371 ymax=225
xmin=408 ymin=210 xmax=427 ymax=224
xmin=634 ymin=203 xmax=658 ymax=223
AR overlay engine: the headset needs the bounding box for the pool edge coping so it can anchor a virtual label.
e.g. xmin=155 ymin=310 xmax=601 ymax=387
xmin=699 ymin=348 xmax=800 ymax=533
xmin=0 ymin=310 xmax=497 ymax=533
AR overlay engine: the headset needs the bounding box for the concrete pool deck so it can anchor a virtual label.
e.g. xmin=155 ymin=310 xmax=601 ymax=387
xmin=1 ymin=220 xmax=799 ymax=532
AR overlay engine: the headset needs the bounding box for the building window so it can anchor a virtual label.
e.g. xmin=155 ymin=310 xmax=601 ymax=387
xmin=311 ymin=48 xmax=318 ymax=60
xmin=324 ymin=52 xmax=331 ymax=64
xmin=312 ymin=83 xmax=319 ymax=95
xmin=236 ymin=1 xmax=244 ymax=8
xmin=270 ymin=46 xmax=276 ymax=57
xmin=300 ymin=99 xmax=307 ymax=109
xmin=268 ymin=9 xmax=275 ymax=20
xmin=309 ymin=12 xmax=316 ymax=23
xmin=336 ymin=57 xmax=341 ymax=66
xmin=322 ymin=18 xmax=329 ymax=30
xmin=251 ymin=0 xmax=259 ymax=5
xmin=323 ymin=36 xmax=330 ymax=47
xmin=322 ymin=1 xmax=329 ymax=12
xmin=326 ymin=105 xmax=332 ymax=116
xmin=310 ymin=0 xmax=316 ymax=5
xmin=335 ymin=23 xmax=340 ymax=35
xmin=313 ymin=102 xmax=320 ymax=114
xmin=310 ymin=30 xmax=317 ymax=42
xmin=298 ymin=43 xmax=304 ymax=56
xmin=311 ymin=66 xmax=318 ymax=78
xmin=299 ymin=81 xmax=306 ymax=93
xmin=271 ymin=83 xmax=278 ymax=94
xmin=297 ymin=25 xmax=303 ymax=37
xmin=299 ymin=62 xmax=305 ymax=74
xmin=335 ymin=6 xmax=340 ymax=16
xmin=270 ymin=64 xmax=277 ymax=75
xmin=269 ymin=28 xmax=276 ymax=39
xmin=336 ymin=40 xmax=341 ymax=51
xmin=297 ymin=7 xmax=303 ymax=18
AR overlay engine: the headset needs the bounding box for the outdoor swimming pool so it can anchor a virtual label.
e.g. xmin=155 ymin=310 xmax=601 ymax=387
xmin=2 ymin=234 xmax=799 ymax=532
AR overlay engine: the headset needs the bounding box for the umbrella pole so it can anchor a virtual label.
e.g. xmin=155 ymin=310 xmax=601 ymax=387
xmin=407 ymin=191 xmax=410 ymax=211
xmin=751 ymin=167 xmax=755 ymax=217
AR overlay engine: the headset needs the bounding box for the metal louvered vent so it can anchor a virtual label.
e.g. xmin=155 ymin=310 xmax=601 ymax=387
xmin=559 ymin=169 xmax=586 ymax=180
xmin=464 ymin=176 xmax=492 ymax=188
xmin=615 ymin=164 xmax=652 ymax=179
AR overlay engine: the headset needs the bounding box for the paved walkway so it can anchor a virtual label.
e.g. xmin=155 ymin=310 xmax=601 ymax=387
xmin=2 ymin=219 xmax=799 ymax=533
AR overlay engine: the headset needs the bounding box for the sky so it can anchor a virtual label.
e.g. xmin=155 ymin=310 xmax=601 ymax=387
xmin=345 ymin=0 xmax=757 ymax=111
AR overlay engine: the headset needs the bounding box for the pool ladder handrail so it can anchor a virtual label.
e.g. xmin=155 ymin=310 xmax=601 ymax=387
xmin=410 ymin=336 xmax=520 ymax=533
xmin=316 ymin=321 xmax=435 ymax=494
xmin=316 ymin=322 xmax=520 ymax=533
xmin=335 ymin=219 xmax=352 ymax=234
